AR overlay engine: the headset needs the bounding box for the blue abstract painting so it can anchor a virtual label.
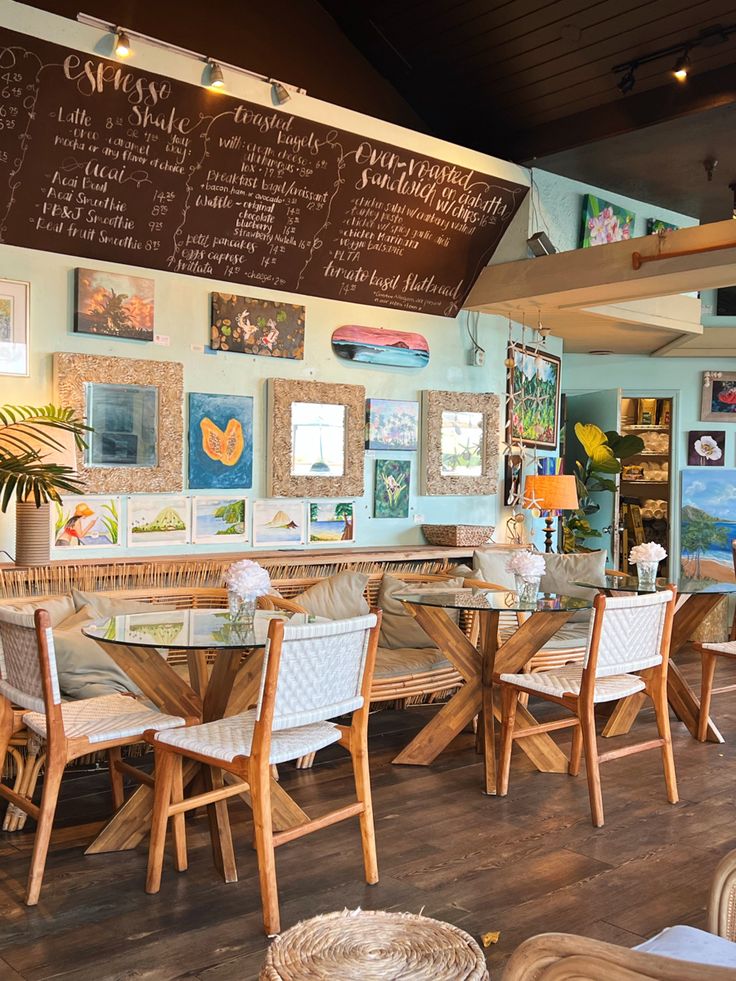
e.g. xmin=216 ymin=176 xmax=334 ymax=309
xmin=188 ymin=392 xmax=253 ymax=489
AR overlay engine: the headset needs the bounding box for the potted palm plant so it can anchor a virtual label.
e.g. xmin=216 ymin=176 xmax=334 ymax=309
xmin=0 ymin=403 xmax=89 ymax=566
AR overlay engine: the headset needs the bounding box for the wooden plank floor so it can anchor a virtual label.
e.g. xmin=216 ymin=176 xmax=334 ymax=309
xmin=1 ymin=648 xmax=736 ymax=979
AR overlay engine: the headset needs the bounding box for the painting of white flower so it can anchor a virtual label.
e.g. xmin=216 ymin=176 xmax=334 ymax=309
xmin=688 ymin=431 xmax=725 ymax=467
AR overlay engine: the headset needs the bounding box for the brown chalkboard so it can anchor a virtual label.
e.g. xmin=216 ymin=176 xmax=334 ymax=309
xmin=0 ymin=28 xmax=527 ymax=317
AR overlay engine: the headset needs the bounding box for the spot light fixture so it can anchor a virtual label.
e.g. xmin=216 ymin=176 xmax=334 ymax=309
xmin=617 ymin=65 xmax=637 ymax=94
xmin=207 ymin=60 xmax=225 ymax=90
xmin=271 ymin=80 xmax=291 ymax=105
xmin=114 ymin=28 xmax=131 ymax=57
xmin=673 ymin=52 xmax=691 ymax=81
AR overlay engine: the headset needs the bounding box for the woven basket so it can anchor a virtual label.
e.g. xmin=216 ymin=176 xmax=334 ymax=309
xmin=421 ymin=524 xmax=495 ymax=547
xmin=260 ymin=908 xmax=488 ymax=980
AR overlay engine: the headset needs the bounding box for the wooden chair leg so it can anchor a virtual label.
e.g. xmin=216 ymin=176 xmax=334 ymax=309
xmin=107 ymin=747 xmax=124 ymax=811
xmin=170 ymin=755 xmax=187 ymax=873
xmin=698 ymin=650 xmax=719 ymax=743
xmin=568 ymin=722 xmax=583 ymax=777
xmin=251 ymin=761 xmax=280 ymax=936
xmin=146 ymin=745 xmax=177 ymax=895
xmin=206 ymin=766 xmax=237 ymax=884
xmin=26 ymin=751 xmax=65 ymax=906
xmin=580 ymin=703 xmax=604 ymax=828
xmin=652 ymin=672 xmax=679 ymax=805
xmin=351 ymin=730 xmax=378 ymax=885
xmin=498 ymin=685 xmax=519 ymax=797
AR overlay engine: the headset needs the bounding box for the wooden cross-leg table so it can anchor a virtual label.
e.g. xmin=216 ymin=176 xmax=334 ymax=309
xmin=602 ymin=592 xmax=727 ymax=744
xmin=392 ymin=603 xmax=574 ymax=794
xmin=84 ymin=641 xmax=308 ymax=867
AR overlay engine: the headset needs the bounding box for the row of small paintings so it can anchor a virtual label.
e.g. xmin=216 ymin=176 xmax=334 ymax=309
xmin=579 ymin=194 xmax=679 ymax=249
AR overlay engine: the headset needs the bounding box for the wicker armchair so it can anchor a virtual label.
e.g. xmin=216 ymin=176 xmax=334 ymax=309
xmin=503 ymin=848 xmax=736 ymax=979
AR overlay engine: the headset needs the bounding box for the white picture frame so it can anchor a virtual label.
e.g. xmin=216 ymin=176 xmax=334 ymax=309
xmin=0 ymin=279 xmax=29 ymax=377
xmin=191 ymin=495 xmax=248 ymax=545
xmin=50 ymin=495 xmax=123 ymax=551
xmin=252 ymin=499 xmax=306 ymax=548
xmin=127 ymin=495 xmax=190 ymax=548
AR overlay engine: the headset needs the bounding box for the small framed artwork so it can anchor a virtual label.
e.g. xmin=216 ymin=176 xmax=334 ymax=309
xmin=503 ymin=453 xmax=523 ymax=507
xmin=51 ymin=496 xmax=122 ymax=550
xmin=580 ymin=194 xmax=634 ymax=247
xmin=702 ymin=372 xmax=736 ymax=422
xmin=421 ymin=390 xmax=499 ymax=496
xmin=252 ymin=499 xmax=306 ymax=548
xmin=0 ymin=279 xmax=29 ymax=377
xmin=191 ymin=496 xmax=248 ymax=545
xmin=127 ymin=496 xmax=190 ymax=547
xmin=365 ymin=399 xmax=419 ymax=451
xmin=308 ymin=501 xmax=355 ymax=544
xmin=507 ymin=343 xmax=562 ymax=450
xmin=647 ymin=218 xmax=678 ymax=235
xmin=210 ymin=292 xmax=305 ymax=360
xmin=688 ymin=431 xmax=725 ymax=467
xmin=188 ymin=393 xmax=253 ymax=489
xmin=374 ymin=460 xmax=410 ymax=518
xmin=74 ymin=268 xmax=154 ymax=340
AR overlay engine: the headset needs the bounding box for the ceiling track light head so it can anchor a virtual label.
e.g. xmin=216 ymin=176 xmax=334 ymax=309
xmin=673 ymin=50 xmax=691 ymax=81
xmin=206 ymin=59 xmax=225 ymax=90
xmin=114 ymin=28 xmax=131 ymax=57
xmin=617 ymin=65 xmax=637 ymax=94
xmin=271 ymin=80 xmax=291 ymax=105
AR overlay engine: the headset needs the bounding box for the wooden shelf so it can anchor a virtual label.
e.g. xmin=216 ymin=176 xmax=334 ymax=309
xmin=622 ymin=424 xmax=670 ymax=431
xmin=621 ymin=479 xmax=669 ymax=485
xmin=629 ymin=452 xmax=669 ymax=457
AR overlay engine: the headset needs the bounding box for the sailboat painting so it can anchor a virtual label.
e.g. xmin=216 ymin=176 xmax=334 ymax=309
xmin=252 ymin=500 xmax=306 ymax=547
xmin=332 ymin=326 xmax=429 ymax=369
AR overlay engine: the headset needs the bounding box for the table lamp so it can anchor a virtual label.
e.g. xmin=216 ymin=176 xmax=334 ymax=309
xmin=522 ymin=474 xmax=579 ymax=553
xmin=15 ymin=426 xmax=78 ymax=567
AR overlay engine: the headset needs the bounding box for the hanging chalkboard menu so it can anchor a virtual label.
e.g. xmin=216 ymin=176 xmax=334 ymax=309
xmin=0 ymin=28 xmax=527 ymax=317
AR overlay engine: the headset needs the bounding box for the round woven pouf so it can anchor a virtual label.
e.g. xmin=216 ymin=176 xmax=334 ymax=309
xmin=260 ymin=909 xmax=489 ymax=980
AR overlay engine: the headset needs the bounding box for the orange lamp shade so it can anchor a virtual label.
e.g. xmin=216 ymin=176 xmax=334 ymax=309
xmin=522 ymin=474 xmax=579 ymax=515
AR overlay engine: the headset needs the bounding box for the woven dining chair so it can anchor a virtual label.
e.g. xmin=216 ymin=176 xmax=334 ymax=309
xmin=0 ymin=607 xmax=193 ymax=905
xmin=497 ymin=588 xmax=678 ymax=827
xmin=144 ymin=612 xmax=382 ymax=936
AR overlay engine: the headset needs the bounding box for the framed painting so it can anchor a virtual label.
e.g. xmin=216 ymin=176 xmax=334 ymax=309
xmin=191 ymin=496 xmax=248 ymax=545
xmin=365 ymin=399 xmax=419 ymax=451
xmin=54 ymin=353 xmax=183 ymax=494
xmin=374 ymin=459 xmax=410 ymax=518
xmin=503 ymin=452 xmax=524 ymax=507
xmin=52 ymin=496 xmax=122 ymax=550
xmin=332 ymin=325 xmax=429 ymax=368
xmin=210 ymin=293 xmax=305 ymax=360
xmin=266 ymin=378 xmax=365 ymax=498
xmin=127 ymin=495 xmax=190 ymax=548
xmin=647 ymin=218 xmax=678 ymax=235
xmin=0 ymin=279 xmax=29 ymax=377
xmin=308 ymin=502 xmax=355 ymax=544
xmin=681 ymin=470 xmax=736 ymax=584
xmin=252 ymin=499 xmax=306 ymax=548
xmin=688 ymin=431 xmax=725 ymax=467
xmin=701 ymin=371 xmax=736 ymax=422
xmin=74 ymin=268 xmax=154 ymax=341
xmin=507 ymin=343 xmax=561 ymax=450
xmin=421 ymin=390 xmax=499 ymax=496
xmin=580 ymin=194 xmax=635 ymax=248
xmin=188 ymin=392 xmax=253 ymax=489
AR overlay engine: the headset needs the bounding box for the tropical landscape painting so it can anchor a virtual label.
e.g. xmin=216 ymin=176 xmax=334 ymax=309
xmin=681 ymin=470 xmax=736 ymax=584
xmin=192 ymin=496 xmax=248 ymax=544
xmin=53 ymin=496 xmax=121 ymax=549
xmin=365 ymin=399 xmax=419 ymax=451
xmin=252 ymin=500 xmax=306 ymax=547
xmin=74 ymin=269 xmax=154 ymax=340
xmin=374 ymin=460 xmax=410 ymax=518
xmin=128 ymin=496 xmax=190 ymax=547
xmin=188 ymin=392 xmax=253 ymax=489
xmin=507 ymin=344 xmax=561 ymax=450
xmin=309 ymin=502 xmax=355 ymax=543
xmin=211 ymin=293 xmax=305 ymax=360
xmin=579 ymin=195 xmax=635 ymax=248
xmin=332 ymin=326 xmax=429 ymax=368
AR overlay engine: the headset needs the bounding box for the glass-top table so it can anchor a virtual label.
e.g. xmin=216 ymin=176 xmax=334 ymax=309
xmin=572 ymin=575 xmax=736 ymax=596
xmin=392 ymin=588 xmax=592 ymax=613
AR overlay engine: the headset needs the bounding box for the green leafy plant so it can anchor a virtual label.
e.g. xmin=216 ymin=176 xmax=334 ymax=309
xmin=0 ymin=403 xmax=90 ymax=512
xmin=563 ymin=423 xmax=644 ymax=552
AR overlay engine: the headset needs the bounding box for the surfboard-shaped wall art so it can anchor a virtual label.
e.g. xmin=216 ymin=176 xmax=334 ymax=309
xmin=332 ymin=325 xmax=430 ymax=369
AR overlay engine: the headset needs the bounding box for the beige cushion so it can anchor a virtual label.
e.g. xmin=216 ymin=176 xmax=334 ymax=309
xmin=294 ymin=571 xmax=369 ymax=621
xmin=540 ymin=551 xmax=607 ymax=623
xmin=9 ymin=594 xmax=75 ymax=627
xmin=539 ymin=619 xmax=590 ymax=652
xmin=72 ymin=588 xmax=172 ymax=617
xmin=53 ymin=605 xmax=141 ymax=699
xmin=472 ymin=548 xmax=518 ymax=589
xmin=377 ymin=575 xmax=463 ymax=650
xmin=374 ymin=646 xmax=453 ymax=680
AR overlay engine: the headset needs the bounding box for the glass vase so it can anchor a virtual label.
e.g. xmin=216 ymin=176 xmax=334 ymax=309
xmin=515 ymin=574 xmax=541 ymax=605
xmin=636 ymin=561 xmax=658 ymax=591
xmin=228 ymin=590 xmax=258 ymax=626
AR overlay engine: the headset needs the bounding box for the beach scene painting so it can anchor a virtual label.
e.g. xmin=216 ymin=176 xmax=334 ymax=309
xmin=309 ymin=502 xmax=355 ymax=544
xmin=253 ymin=500 xmax=306 ymax=547
xmin=189 ymin=392 xmax=253 ymax=489
xmin=74 ymin=269 xmax=154 ymax=340
xmin=128 ymin=496 xmax=190 ymax=547
xmin=365 ymin=399 xmax=419 ymax=451
xmin=192 ymin=496 xmax=248 ymax=545
xmin=681 ymin=469 xmax=736 ymax=584
xmin=332 ymin=326 xmax=429 ymax=369
xmin=52 ymin=496 xmax=122 ymax=549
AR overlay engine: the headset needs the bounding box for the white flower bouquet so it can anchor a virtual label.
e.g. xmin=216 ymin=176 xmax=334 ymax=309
xmin=506 ymin=550 xmax=546 ymax=580
xmin=629 ymin=542 xmax=667 ymax=565
xmin=225 ymin=559 xmax=271 ymax=599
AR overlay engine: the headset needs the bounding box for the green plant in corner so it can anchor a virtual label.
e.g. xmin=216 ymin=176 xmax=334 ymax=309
xmin=563 ymin=422 xmax=644 ymax=552
xmin=0 ymin=403 xmax=90 ymax=512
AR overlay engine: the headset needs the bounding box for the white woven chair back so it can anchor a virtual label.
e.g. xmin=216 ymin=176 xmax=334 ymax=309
xmin=258 ymin=614 xmax=377 ymax=731
xmin=0 ymin=611 xmax=60 ymax=713
xmin=586 ymin=590 xmax=672 ymax=678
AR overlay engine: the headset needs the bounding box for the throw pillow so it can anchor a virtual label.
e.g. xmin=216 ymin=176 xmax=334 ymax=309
xmin=72 ymin=588 xmax=176 ymax=618
xmin=295 ymin=571 xmax=369 ymax=621
xmin=539 ymin=550 xmax=607 ymax=601
xmin=377 ymin=575 xmax=464 ymax=650
xmin=472 ymin=548 xmax=519 ymax=590
xmin=53 ymin=604 xmax=140 ymax=699
xmin=11 ymin=594 xmax=75 ymax=627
